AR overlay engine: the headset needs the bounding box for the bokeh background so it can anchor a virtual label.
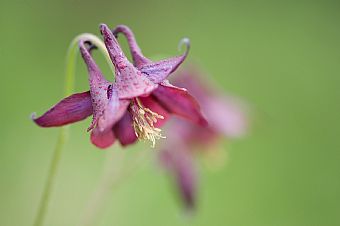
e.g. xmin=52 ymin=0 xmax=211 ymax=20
xmin=1 ymin=0 xmax=340 ymax=225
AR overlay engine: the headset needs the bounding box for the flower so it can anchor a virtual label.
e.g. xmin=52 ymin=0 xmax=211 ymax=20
xmin=158 ymin=68 xmax=249 ymax=210
xmin=33 ymin=24 xmax=206 ymax=149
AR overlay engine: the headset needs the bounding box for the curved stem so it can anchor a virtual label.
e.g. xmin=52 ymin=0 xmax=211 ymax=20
xmin=33 ymin=33 xmax=111 ymax=226
xmin=65 ymin=33 xmax=114 ymax=95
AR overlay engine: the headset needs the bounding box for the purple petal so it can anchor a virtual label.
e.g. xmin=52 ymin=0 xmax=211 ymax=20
xmin=205 ymin=96 xmax=248 ymax=138
xmin=96 ymin=91 xmax=130 ymax=133
xmin=112 ymin=25 xmax=152 ymax=67
xmin=159 ymin=148 xmax=197 ymax=210
xmin=140 ymin=40 xmax=190 ymax=84
xmin=112 ymin=25 xmax=189 ymax=84
xmin=90 ymin=96 xmax=129 ymax=149
xmin=79 ymin=40 xmax=107 ymax=84
xmin=165 ymin=118 xmax=218 ymax=147
xmin=90 ymin=128 xmax=116 ymax=149
xmin=99 ymin=24 xmax=158 ymax=99
xmin=79 ymin=40 xmax=113 ymax=128
xmin=80 ymin=40 xmax=130 ymax=133
xmin=113 ymin=112 xmax=137 ymax=146
xmin=152 ymin=83 xmax=207 ymax=126
xmin=33 ymin=91 xmax=93 ymax=127
xmin=173 ymin=70 xmax=248 ymax=138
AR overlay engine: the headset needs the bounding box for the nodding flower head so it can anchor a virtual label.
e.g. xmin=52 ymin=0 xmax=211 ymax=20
xmin=33 ymin=24 xmax=207 ymax=149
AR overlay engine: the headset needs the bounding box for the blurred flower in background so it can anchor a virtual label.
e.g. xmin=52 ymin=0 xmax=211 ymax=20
xmin=159 ymin=67 xmax=249 ymax=210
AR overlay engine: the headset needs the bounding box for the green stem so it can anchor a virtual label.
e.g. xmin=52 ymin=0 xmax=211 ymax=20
xmin=33 ymin=128 xmax=67 ymax=226
xmin=33 ymin=33 xmax=112 ymax=226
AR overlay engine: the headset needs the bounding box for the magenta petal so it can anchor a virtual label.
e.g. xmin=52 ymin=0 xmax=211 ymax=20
xmin=205 ymin=96 xmax=248 ymax=138
xmin=177 ymin=153 xmax=197 ymax=210
xmin=90 ymin=128 xmax=116 ymax=149
xmin=113 ymin=112 xmax=137 ymax=146
xmin=112 ymin=24 xmax=189 ymax=84
xmin=99 ymin=24 xmax=158 ymax=99
xmin=79 ymin=40 xmax=114 ymax=129
xmin=173 ymin=70 xmax=248 ymax=138
xmin=96 ymin=92 xmax=130 ymax=133
xmin=112 ymin=25 xmax=152 ymax=67
xmin=152 ymin=84 xmax=207 ymax=126
xmin=113 ymin=65 xmax=158 ymax=99
xmin=80 ymin=40 xmax=131 ymax=133
xmin=140 ymin=47 xmax=189 ymax=84
xmin=33 ymin=91 xmax=93 ymax=127
xmin=79 ymin=40 xmax=107 ymax=84
xmin=90 ymin=97 xmax=126 ymax=149
xmin=89 ymin=89 xmax=129 ymax=149
xmin=160 ymin=148 xmax=197 ymax=210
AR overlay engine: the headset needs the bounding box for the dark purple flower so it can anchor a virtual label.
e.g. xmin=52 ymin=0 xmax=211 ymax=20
xmin=33 ymin=24 xmax=206 ymax=149
xmin=159 ymin=68 xmax=249 ymax=210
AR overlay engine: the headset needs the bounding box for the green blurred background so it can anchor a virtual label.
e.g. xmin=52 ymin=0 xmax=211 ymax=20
xmin=1 ymin=0 xmax=340 ymax=225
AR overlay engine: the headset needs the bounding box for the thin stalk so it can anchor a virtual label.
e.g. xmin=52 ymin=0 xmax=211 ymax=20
xmin=33 ymin=128 xmax=67 ymax=226
xmin=33 ymin=33 xmax=112 ymax=226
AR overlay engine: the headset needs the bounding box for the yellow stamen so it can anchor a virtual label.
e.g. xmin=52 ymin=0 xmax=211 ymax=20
xmin=130 ymin=98 xmax=165 ymax=147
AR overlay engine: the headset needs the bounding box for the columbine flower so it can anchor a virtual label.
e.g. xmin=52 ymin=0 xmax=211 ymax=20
xmin=33 ymin=24 xmax=206 ymax=149
xmin=159 ymin=68 xmax=249 ymax=210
